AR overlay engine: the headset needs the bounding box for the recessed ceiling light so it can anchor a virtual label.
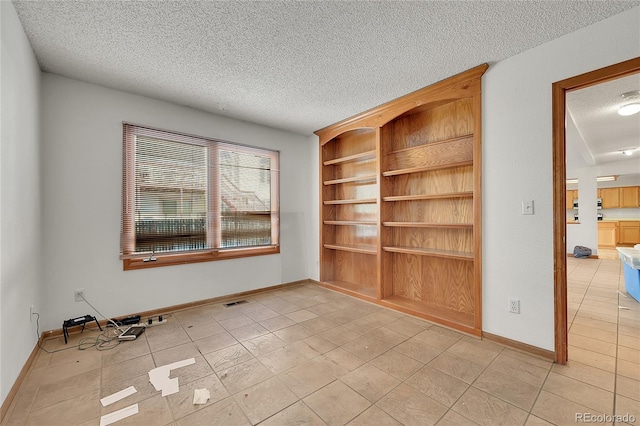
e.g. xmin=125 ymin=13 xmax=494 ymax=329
xmin=618 ymin=90 xmax=640 ymax=116
xmin=619 ymin=104 xmax=640 ymax=116
xmin=621 ymin=150 xmax=634 ymax=156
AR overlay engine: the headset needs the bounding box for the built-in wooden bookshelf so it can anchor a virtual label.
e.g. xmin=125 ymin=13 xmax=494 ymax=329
xmin=316 ymin=64 xmax=487 ymax=335
xmin=320 ymin=128 xmax=379 ymax=301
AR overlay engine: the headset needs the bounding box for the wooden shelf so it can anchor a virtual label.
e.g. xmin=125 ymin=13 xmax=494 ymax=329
xmin=382 ymin=295 xmax=474 ymax=329
xmin=383 ymin=222 xmax=472 ymax=229
xmin=324 ymin=220 xmax=376 ymax=226
xmin=323 ymin=174 xmax=377 ymax=185
xmin=383 ymin=246 xmax=473 ymax=261
xmin=318 ymin=64 xmax=486 ymax=335
xmin=383 ymin=191 xmax=473 ymax=202
xmin=324 ymin=198 xmax=377 ymax=205
xmin=323 ymin=150 xmax=376 ymax=165
xmin=321 ymin=280 xmax=377 ymax=299
xmin=382 ymin=160 xmax=473 ymax=177
xmin=323 ymin=244 xmax=376 ymax=255
xmin=320 ymin=128 xmax=378 ymax=306
xmin=386 ymin=135 xmax=472 ymax=155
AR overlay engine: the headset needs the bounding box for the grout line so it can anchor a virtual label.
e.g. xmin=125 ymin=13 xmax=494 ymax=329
xmin=442 ymin=345 xmax=508 ymax=424
xmin=12 ymin=279 xmax=637 ymax=425
xmin=612 ymin=259 xmax=620 ymax=417
xmin=575 ymin=258 xmax=620 ymax=414
xmin=527 ymin=359 xmax=555 ymax=424
xmin=566 ymin=258 xmax=621 ymax=413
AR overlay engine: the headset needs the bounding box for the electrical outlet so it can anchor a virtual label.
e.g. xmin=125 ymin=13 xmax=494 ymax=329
xmin=30 ymin=305 xmax=34 ymax=322
xmin=509 ymin=298 xmax=520 ymax=314
xmin=74 ymin=288 xmax=85 ymax=302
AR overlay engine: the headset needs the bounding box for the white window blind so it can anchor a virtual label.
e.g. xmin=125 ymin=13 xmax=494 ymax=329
xmin=121 ymin=123 xmax=279 ymax=264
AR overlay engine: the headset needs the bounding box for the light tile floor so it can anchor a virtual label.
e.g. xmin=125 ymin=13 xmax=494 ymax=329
xmin=3 ymin=260 xmax=639 ymax=425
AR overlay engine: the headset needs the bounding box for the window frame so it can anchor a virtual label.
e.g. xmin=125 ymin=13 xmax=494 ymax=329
xmin=121 ymin=123 xmax=280 ymax=271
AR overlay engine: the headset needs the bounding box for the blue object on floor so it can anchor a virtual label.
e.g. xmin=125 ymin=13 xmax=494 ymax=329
xmin=623 ymin=263 xmax=640 ymax=303
xmin=618 ymin=247 xmax=640 ymax=303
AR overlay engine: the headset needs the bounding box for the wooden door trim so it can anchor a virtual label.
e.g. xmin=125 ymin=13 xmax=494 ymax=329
xmin=552 ymin=57 xmax=640 ymax=364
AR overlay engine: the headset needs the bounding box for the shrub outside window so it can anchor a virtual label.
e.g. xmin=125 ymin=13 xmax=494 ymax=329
xmin=121 ymin=123 xmax=279 ymax=270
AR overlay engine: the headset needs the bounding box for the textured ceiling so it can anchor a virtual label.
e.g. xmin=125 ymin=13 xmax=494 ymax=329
xmin=567 ymin=73 xmax=640 ymax=167
xmin=11 ymin=1 xmax=640 ymax=136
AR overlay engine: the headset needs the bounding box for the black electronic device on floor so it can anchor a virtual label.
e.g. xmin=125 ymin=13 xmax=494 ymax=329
xmin=110 ymin=315 xmax=141 ymax=327
xmin=118 ymin=325 xmax=145 ymax=341
xmin=62 ymin=315 xmax=102 ymax=344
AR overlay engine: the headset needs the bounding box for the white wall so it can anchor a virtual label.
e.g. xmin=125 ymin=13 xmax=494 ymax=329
xmin=571 ymin=168 xmax=599 ymax=254
xmin=0 ymin=1 xmax=42 ymax=405
xmin=565 ymin=102 xmax=600 ymax=253
xmin=307 ymin=134 xmax=320 ymax=281
xmin=566 ymin=140 xmax=640 ymax=248
xmin=483 ymin=6 xmax=640 ymax=350
xmin=40 ymin=73 xmax=313 ymax=332
xmin=601 ymin=208 xmax=640 ymax=219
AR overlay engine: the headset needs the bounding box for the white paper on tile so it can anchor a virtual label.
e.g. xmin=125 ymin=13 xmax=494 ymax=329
xmin=100 ymin=386 xmax=137 ymax=407
xmin=99 ymin=404 xmax=139 ymax=426
xmin=148 ymin=366 xmax=170 ymax=391
xmin=161 ymin=377 xmax=180 ymax=397
xmin=193 ymin=388 xmax=210 ymax=405
xmin=148 ymin=357 xmax=196 ymax=396
xmin=165 ymin=358 xmax=196 ymax=371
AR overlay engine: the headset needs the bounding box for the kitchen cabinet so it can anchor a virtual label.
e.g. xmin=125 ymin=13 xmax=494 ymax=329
xmin=566 ymin=190 xmax=578 ymax=210
xmin=618 ymin=221 xmax=640 ymax=245
xmin=597 ymin=222 xmax=618 ymax=248
xmin=599 ymin=187 xmax=620 ymax=209
xmin=619 ymin=186 xmax=640 ymax=208
xmin=597 ymin=186 xmax=640 ymax=209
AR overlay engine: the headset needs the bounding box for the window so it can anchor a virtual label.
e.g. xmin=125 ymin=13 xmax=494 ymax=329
xmin=121 ymin=123 xmax=279 ymax=270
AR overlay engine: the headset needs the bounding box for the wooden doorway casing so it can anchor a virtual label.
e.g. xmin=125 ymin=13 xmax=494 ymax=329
xmin=552 ymin=57 xmax=640 ymax=364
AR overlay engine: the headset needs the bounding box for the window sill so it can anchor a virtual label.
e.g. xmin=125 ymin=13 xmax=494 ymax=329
xmin=122 ymin=246 xmax=280 ymax=270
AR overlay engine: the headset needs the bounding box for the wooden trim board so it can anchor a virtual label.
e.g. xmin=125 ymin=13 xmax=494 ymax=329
xmin=566 ymin=253 xmax=599 ymax=259
xmin=315 ymin=64 xmax=488 ymax=142
xmin=36 ymin=280 xmax=310 ymax=341
xmin=482 ymin=331 xmax=555 ymax=361
xmin=1 ymin=279 xmax=309 ymax=421
xmin=0 ymin=333 xmax=46 ymax=422
xmin=1 ymin=276 xmax=560 ymax=422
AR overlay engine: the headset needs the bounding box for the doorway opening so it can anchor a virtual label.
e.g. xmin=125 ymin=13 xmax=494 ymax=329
xmin=552 ymin=57 xmax=640 ymax=364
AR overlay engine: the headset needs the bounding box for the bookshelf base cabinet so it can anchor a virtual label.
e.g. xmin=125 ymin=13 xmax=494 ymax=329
xmin=317 ymin=64 xmax=487 ymax=335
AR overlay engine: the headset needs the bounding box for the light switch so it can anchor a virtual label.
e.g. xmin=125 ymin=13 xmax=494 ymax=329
xmin=522 ymin=200 xmax=534 ymax=215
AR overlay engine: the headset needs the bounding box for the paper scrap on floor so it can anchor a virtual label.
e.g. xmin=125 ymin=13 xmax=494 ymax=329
xmin=193 ymin=388 xmax=210 ymax=405
xmin=100 ymin=386 xmax=137 ymax=407
xmin=148 ymin=357 xmax=195 ymax=396
xmin=100 ymin=404 xmax=138 ymax=426
xmin=162 ymin=377 xmax=180 ymax=397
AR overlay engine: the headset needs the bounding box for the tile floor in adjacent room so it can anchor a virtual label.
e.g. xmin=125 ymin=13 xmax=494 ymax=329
xmin=3 ymin=258 xmax=639 ymax=425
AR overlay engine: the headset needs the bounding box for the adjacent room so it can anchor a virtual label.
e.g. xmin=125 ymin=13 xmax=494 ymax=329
xmin=2 ymin=1 xmax=639 ymax=425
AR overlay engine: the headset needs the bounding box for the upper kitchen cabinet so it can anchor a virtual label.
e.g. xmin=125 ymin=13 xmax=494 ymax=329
xmin=619 ymin=186 xmax=640 ymax=208
xmin=599 ymin=187 xmax=620 ymax=209
xmin=598 ymin=186 xmax=640 ymax=209
xmin=566 ymin=190 xmax=578 ymax=209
